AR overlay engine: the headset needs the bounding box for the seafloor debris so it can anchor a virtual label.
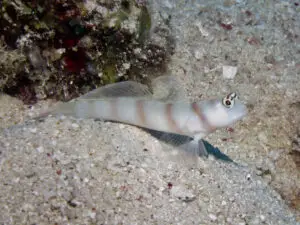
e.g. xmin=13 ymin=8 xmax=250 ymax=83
xmin=0 ymin=0 xmax=172 ymax=103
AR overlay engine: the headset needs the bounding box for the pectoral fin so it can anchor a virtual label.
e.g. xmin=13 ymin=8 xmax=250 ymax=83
xmin=179 ymin=139 xmax=208 ymax=157
xmin=151 ymin=75 xmax=187 ymax=102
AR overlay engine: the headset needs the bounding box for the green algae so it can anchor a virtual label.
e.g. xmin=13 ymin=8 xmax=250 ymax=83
xmin=102 ymin=64 xmax=117 ymax=84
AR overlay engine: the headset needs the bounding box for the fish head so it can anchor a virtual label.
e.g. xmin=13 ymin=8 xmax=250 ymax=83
xmin=204 ymin=92 xmax=247 ymax=128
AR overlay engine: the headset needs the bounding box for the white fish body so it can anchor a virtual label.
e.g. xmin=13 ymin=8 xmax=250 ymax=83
xmin=70 ymin=97 xmax=245 ymax=139
xmin=42 ymin=76 xmax=247 ymax=156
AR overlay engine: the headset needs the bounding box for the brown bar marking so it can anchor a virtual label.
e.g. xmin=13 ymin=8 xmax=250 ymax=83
xmin=136 ymin=99 xmax=147 ymax=127
xmin=165 ymin=103 xmax=182 ymax=134
xmin=191 ymin=102 xmax=216 ymax=132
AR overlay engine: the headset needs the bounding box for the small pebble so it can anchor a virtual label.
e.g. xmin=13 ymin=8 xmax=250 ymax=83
xmin=30 ymin=127 xmax=37 ymax=133
xmin=260 ymin=214 xmax=266 ymax=222
xmin=123 ymin=63 xmax=131 ymax=70
xmin=209 ymin=213 xmax=217 ymax=221
xmin=195 ymin=21 xmax=209 ymax=37
xmin=203 ymin=197 xmax=210 ymax=202
xmin=71 ymin=123 xmax=79 ymax=129
xmin=36 ymin=146 xmax=44 ymax=153
xmin=194 ymin=50 xmax=203 ymax=60
xmin=246 ymin=173 xmax=251 ymax=180
xmin=226 ymin=217 xmax=232 ymax=223
xmin=222 ymin=65 xmax=237 ymax=79
xmin=89 ymin=211 xmax=96 ymax=219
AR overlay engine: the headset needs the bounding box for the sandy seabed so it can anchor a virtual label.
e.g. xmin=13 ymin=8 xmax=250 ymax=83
xmin=0 ymin=0 xmax=299 ymax=224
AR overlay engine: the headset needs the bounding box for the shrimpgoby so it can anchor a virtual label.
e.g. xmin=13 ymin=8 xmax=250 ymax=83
xmin=37 ymin=76 xmax=247 ymax=157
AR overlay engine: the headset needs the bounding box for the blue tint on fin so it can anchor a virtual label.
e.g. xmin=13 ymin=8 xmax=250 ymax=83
xmin=202 ymin=140 xmax=235 ymax=163
xmin=145 ymin=129 xmax=235 ymax=163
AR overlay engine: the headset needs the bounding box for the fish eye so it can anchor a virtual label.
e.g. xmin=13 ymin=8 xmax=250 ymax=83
xmin=223 ymin=98 xmax=233 ymax=108
xmin=222 ymin=92 xmax=237 ymax=108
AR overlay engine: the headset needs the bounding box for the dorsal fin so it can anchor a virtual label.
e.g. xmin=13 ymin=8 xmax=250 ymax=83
xmin=151 ymin=75 xmax=186 ymax=102
xmin=34 ymin=75 xmax=186 ymax=120
xmin=79 ymin=75 xmax=187 ymax=102
xmin=79 ymin=81 xmax=152 ymax=99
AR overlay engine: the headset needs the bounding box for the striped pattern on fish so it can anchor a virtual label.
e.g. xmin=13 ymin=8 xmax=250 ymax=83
xmin=69 ymin=93 xmax=246 ymax=139
xmin=73 ymin=98 xmax=211 ymax=136
xmin=38 ymin=77 xmax=247 ymax=156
